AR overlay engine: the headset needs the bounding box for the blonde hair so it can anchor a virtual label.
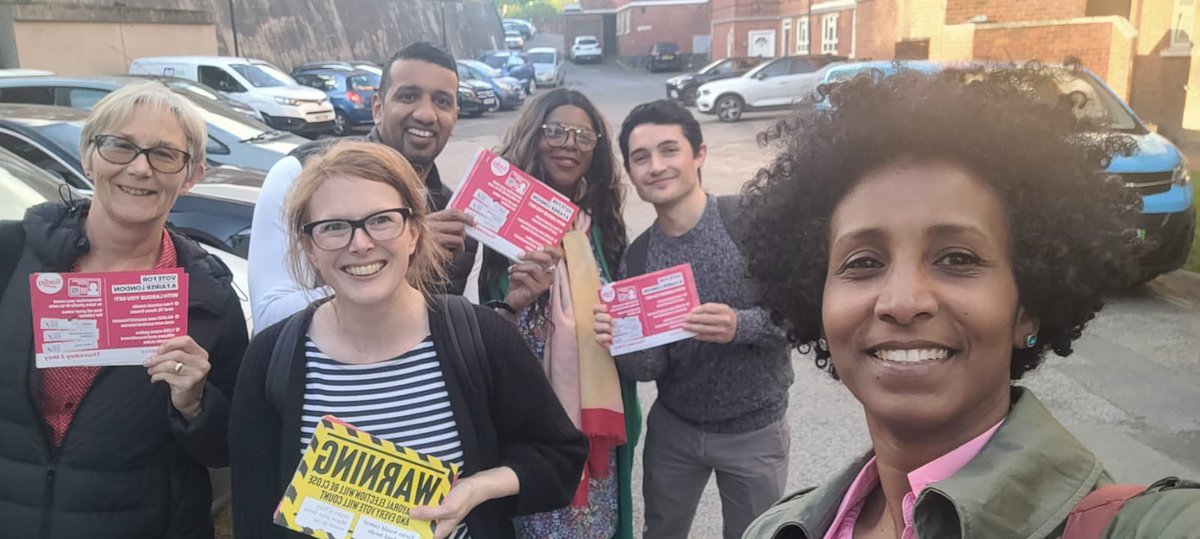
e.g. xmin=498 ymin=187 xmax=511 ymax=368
xmin=284 ymin=141 xmax=448 ymax=297
xmin=80 ymin=82 xmax=207 ymax=168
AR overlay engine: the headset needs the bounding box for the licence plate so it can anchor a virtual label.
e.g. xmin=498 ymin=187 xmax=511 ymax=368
xmin=483 ymin=98 xmax=497 ymax=106
xmin=309 ymin=112 xmax=334 ymax=122
xmin=661 ymin=55 xmax=674 ymax=60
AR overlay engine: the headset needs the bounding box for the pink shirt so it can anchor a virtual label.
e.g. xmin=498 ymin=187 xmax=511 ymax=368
xmin=822 ymin=419 xmax=1004 ymax=539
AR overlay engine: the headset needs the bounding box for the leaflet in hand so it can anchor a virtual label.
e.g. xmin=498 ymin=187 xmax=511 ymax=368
xmin=30 ymin=269 xmax=189 ymax=368
xmin=448 ymin=148 xmax=580 ymax=260
xmin=599 ymin=264 xmax=701 ymax=356
xmin=274 ymin=415 xmax=458 ymax=539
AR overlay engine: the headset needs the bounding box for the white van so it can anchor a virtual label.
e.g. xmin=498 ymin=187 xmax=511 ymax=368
xmin=130 ymin=56 xmax=335 ymax=136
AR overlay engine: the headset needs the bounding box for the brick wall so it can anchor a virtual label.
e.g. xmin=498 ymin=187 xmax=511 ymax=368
xmin=1130 ymin=0 xmax=1191 ymax=138
xmin=618 ymin=3 xmax=712 ymax=56
xmin=945 ymin=0 xmax=1089 ymax=25
xmin=711 ymin=19 xmax=783 ymax=58
xmin=855 ymin=0 xmax=898 ymax=59
xmin=811 ymin=8 xmax=852 ymax=56
xmin=564 ymin=13 xmax=606 ymax=53
xmin=974 ymin=22 xmax=1112 ymax=75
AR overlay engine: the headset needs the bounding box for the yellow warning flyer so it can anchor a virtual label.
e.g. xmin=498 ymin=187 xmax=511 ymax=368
xmin=274 ymin=415 xmax=458 ymax=539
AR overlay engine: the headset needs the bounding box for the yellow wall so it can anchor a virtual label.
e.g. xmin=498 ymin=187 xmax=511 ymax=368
xmin=14 ymin=21 xmax=217 ymax=76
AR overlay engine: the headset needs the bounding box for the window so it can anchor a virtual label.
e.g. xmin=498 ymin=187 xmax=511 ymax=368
xmin=348 ymin=75 xmax=376 ymax=91
xmin=797 ymin=18 xmax=810 ymax=54
xmin=1171 ymin=0 xmax=1195 ymax=50
xmin=64 ymin=89 xmax=109 ymax=110
xmin=0 ymin=87 xmax=55 ymax=106
xmin=0 ymin=131 xmax=87 ymax=190
xmin=199 ymin=66 xmax=246 ymax=93
xmin=789 ymin=58 xmax=820 ymax=74
xmin=822 ymin=14 xmax=839 ymax=54
xmin=758 ymin=59 xmax=791 ymax=78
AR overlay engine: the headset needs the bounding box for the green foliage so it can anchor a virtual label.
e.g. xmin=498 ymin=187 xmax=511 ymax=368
xmin=500 ymin=0 xmax=563 ymax=22
xmin=1186 ymin=175 xmax=1200 ymax=273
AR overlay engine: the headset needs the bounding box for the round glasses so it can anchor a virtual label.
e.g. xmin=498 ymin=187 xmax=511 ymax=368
xmin=541 ymin=123 xmax=600 ymax=151
xmin=302 ymin=208 xmax=413 ymax=251
xmin=92 ymin=135 xmax=191 ymax=174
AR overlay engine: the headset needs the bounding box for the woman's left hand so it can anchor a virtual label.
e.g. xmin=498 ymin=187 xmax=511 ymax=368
xmin=410 ymin=477 xmax=483 ymax=539
xmin=144 ymin=336 xmax=210 ymax=421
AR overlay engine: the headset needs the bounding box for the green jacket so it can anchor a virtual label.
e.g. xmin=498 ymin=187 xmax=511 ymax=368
xmin=744 ymin=387 xmax=1200 ymax=539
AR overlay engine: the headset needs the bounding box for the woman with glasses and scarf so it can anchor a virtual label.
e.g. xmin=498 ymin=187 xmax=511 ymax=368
xmin=229 ymin=141 xmax=587 ymax=539
xmin=478 ymin=88 xmax=642 ymax=539
xmin=0 ymin=83 xmax=248 ymax=537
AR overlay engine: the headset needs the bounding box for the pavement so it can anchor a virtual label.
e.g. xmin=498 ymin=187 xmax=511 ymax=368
xmin=436 ymin=33 xmax=1200 ymax=538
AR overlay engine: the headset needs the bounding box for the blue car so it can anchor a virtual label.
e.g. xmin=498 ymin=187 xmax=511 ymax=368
xmin=293 ymin=69 xmax=380 ymax=136
xmin=480 ymin=50 xmax=536 ymax=95
xmin=813 ymin=61 xmax=1194 ymax=280
xmin=457 ymin=60 xmax=525 ymax=111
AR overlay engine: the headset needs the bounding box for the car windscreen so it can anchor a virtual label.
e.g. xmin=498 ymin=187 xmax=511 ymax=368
xmin=0 ymin=147 xmax=62 ymax=220
xmin=481 ymin=55 xmax=507 ymax=69
xmin=1054 ymin=71 xmax=1142 ymax=133
xmin=578 ymin=38 xmax=598 ymax=45
xmin=32 ymin=122 xmax=84 ymax=155
xmin=697 ymin=58 xmax=727 ymax=75
xmin=182 ymin=92 xmax=274 ymax=140
xmin=654 ymin=43 xmax=678 ymax=53
xmin=529 ymin=52 xmax=555 ymax=64
xmin=231 ymin=64 xmax=290 ymax=88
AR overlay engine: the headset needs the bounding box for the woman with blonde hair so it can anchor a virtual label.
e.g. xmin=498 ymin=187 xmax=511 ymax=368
xmin=478 ymin=88 xmax=641 ymax=539
xmin=229 ymin=141 xmax=587 ymax=539
xmin=0 ymin=82 xmax=247 ymax=537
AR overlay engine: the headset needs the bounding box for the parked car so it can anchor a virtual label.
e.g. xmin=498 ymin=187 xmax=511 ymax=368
xmin=457 ymin=60 xmax=525 ymax=111
xmin=0 ymin=103 xmax=263 ymax=257
xmin=0 ymin=145 xmax=253 ymax=331
xmin=817 ymin=60 xmax=1196 ymax=281
xmin=458 ymin=79 xmax=498 ymax=118
xmin=695 ymin=54 xmax=846 ymax=121
xmin=293 ymin=69 xmax=379 ymax=136
xmin=571 ymin=36 xmax=603 ymax=64
xmin=130 ymin=74 xmax=262 ymax=120
xmin=130 ymin=56 xmax=335 ymax=136
xmin=0 ymin=76 xmax=303 ymax=172
xmin=480 ymin=50 xmax=535 ymax=95
xmin=505 ymin=31 xmax=526 ymax=50
xmin=647 ymin=42 xmax=684 ymax=73
xmin=666 ymin=56 xmax=765 ymax=106
xmin=527 ymin=47 xmax=565 ymax=88
xmin=503 ymin=18 xmax=536 ymax=40
xmin=293 ymin=61 xmax=383 ymax=77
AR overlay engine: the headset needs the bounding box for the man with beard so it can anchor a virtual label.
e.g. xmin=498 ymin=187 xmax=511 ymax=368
xmin=249 ymin=42 xmax=478 ymax=331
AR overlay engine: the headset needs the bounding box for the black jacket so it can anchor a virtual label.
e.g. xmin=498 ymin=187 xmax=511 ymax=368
xmin=289 ymin=129 xmax=479 ymax=296
xmin=229 ymin=299 xmax=588 ymax=539
xmin=0 ymin=201 xmax=248 ymax=539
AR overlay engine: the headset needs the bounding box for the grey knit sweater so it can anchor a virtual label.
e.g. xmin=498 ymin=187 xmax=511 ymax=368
xmin=615 ymin=195 xmax=793 ymax=434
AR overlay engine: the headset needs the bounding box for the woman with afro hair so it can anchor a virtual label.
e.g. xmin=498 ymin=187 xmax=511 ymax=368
xmin=739 ymin=64 xmax=1200 ymax=538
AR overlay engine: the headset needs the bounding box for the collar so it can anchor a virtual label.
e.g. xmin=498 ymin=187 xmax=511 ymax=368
xmin=23 ymin=200 xmax=234 ymax=316
xmin=751 ymin=388 xmax=1105 ymax=539
xmin=364 ymin=126 xmax=444 ymax=193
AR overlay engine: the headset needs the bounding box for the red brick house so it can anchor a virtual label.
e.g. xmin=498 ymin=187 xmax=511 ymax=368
xmin=614 ymin=0 xmax=713 ymax=61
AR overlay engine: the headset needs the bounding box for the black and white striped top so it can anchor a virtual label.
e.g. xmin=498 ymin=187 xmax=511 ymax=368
xmin=300 ymin=335 xmax=470 ymax=539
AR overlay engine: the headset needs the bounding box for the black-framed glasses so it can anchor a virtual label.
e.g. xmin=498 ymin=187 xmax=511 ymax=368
xmin=541 ymin=123 xmax=600 ymax=151
xmin=92 ymin=134 xmax=192 ymax=174
xmin=302 ymin=208 xmax=413 ymax=251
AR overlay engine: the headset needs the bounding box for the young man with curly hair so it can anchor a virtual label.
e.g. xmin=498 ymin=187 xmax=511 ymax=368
xmin=593 ymin=100 xmax=793 ymax=539
xmin=737 ymin=64 xmax=1200 ymax=538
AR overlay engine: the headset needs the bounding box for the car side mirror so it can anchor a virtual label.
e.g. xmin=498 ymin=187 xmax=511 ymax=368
xmin=755 ymin=72 xmax=768 ymax=80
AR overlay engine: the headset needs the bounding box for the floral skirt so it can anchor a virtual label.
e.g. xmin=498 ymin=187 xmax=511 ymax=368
xmin=513 ymin=450 xmax=619 ymax=539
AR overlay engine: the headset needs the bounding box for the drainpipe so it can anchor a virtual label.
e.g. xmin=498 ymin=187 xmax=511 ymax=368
xmin=228 ymin=0 xmax=241 ymax=57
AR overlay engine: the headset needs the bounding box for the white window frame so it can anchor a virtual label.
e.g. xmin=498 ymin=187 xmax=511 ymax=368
xmin=822 ymin=14 xmax=839 ymax=54
xmin=797 ymin=17 xmax=810 ymax=54
xmin=781 ymin=19 xmax=791 ymax=57
xmin=1171 ymin=0 xmax=1195 ymax=51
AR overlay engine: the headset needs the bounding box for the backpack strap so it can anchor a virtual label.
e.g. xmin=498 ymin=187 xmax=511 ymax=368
xmin=623 ymin=230 xmax=651 ymax=279
xmin=1062 ymin=483 xmax=1147 ymax=539
xmin=716 ymin=194 xmax=745 ymax=255
xmin=433 ymin=295 xmax=491 ymax=402
xmin=266 ymin=309 xmax=312 ymax=414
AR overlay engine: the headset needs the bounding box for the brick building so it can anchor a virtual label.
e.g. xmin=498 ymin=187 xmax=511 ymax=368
xmin=615 ymin=0 xmax=713 ymax=61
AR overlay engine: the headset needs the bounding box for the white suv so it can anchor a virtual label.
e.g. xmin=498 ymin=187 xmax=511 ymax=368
xmin=571 ymin=36 xmax=603 ymax=64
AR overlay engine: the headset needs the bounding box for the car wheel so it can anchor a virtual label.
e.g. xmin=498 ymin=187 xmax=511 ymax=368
xmin=682 ymin=87 xmax=698 ymax=106
xmin=332 ymin=110 xmax=350 ymax=136
xmin=716 ymin=95 xmax=744 ymax=122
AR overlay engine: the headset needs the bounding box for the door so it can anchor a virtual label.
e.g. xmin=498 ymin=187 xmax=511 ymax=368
xmin=744 ymin=58 xmax=791 ymax=107
xmin=759 ymin=58 xmax=819 ymax=107
xmin=747 ymin=30 xmax=776 ymax=58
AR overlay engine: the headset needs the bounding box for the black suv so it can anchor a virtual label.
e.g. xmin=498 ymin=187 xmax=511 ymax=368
xmin=647 ymin=42 xmax=684 ymax=73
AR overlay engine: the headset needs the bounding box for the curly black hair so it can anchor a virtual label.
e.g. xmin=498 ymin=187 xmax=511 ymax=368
xmin=739 ymin=62 xmax=1143 ymax=380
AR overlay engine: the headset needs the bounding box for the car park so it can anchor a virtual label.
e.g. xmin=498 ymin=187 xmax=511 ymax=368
xmin=130 ymin=56 xmax=335 ymax=136
xmin=666 ymin=56 xmax=765 ymax=106
xmin=527 ymin=47 xmax=565 ymax=88
xmin=0 ymin=145 xmax=253 ymax=331
xmin=0 ymin=103 xmax=262 ymax=257
xmin=457 ymin=60 xmax=525 ymax=111
xmin=571 ymin=36 xmax=603 ymax=64
xmin=0 ymin=76 xmax=303 ymax=172
xmin=480 ymin=50 xmax=535 ymax=95
xmin=458 ymin=80 xmax=498 ymax=117
xmin=647 ymin=42 xmax=684 ymax=73
xmin=695 ymin=54 xmax=845 ymax=121
xmin=817 ymin=60 xmax=1196 ymax=280
xmin=293 ymin=68 xmax=379 ymax=136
